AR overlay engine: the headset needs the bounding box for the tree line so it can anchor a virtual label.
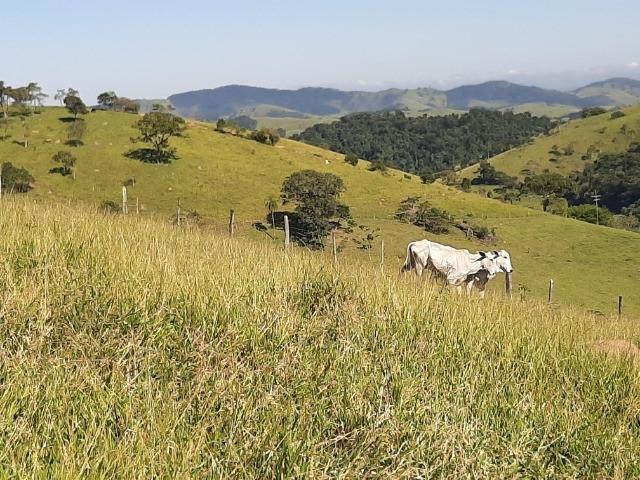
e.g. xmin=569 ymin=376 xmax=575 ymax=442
xmin=467 ymin=143 xmax=640 ymax=229
xmin=293 ymin=109 xmax=554 ymax=174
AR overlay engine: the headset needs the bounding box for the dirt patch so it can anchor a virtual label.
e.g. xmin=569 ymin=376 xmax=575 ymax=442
xmin=592 ymin=339 xmax=640 ymax=367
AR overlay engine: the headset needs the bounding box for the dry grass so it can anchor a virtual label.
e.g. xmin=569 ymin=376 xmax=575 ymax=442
xmin=0 ymin=198 xmax=639 ymax=477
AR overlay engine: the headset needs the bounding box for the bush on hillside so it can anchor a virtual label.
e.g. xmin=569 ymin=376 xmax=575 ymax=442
xmin=610 ymin=110 xmax=626 ymax=120
xmin=344 ymin=152 xmax=358 ymax=166
xmin=0 ymin=162 xmax=34 ymax=193
xmin=395 ymin=197 xmax=453 ymax=234
xmin=471 ymin=161 xmax=518 ymax=187
xmin=568 ymin=204 xmax=613 ymax=225
xmin=581 ymin=107 xmax=607 ymax=118
xmin=250 ymin=128 xmax=280 ymax=146
xmin=281 ymin=170 xmax=350 ymax=249
xmin=50 ymin=150 xmax=76 ymax=177
xmin=368 ymin=159 xmax=387 ymax=173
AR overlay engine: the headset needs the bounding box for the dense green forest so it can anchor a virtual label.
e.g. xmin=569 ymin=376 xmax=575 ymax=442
xmin=293 ymin=109 xmax=554 ymax=174
xmin=574 ymin=142 xmax=640 ymax=217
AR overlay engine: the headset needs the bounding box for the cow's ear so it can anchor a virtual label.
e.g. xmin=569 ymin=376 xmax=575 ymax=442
xmin=479 ymin=251 xmax=486 ymax=258
xmin=493 ymin=250 xmax=499 ymax=257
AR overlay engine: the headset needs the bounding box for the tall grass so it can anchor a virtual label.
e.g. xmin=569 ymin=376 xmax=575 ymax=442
xmin=0 ymin=199 xmax=639 ymax=478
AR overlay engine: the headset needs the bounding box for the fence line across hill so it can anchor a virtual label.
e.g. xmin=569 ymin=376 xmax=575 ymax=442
xmin=111 ymin=196 xmax=630 ymax=319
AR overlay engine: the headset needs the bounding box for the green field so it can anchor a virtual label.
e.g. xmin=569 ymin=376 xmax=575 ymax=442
xmin=461 ymin=104 xmax=640 ymax=180
xmin=0 ymin=199 xmax=639 ymax=477
xmin=1 ymin=107 xmax=639 ymax=317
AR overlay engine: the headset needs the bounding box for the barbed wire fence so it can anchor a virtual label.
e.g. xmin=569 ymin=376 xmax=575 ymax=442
xmin=113 ymin=186 xmax=629 ymax=318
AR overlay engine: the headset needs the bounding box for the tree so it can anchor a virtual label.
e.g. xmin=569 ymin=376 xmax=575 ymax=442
xmin=523 ymin=172 xmax=576 ymax=197
xmin=265 ymin=196 xmax=278 ymax=229
xmin=64 ymin=95 xmax=88 ymax=120
xmin=113 ymin=97 xmax=140 ymax=114
xmin=51 ymin=150 xmax=77 ymax=177
xmin=368 ymin=159 xmax=387 ymax=172
xmin=0 ymin=162 xmax=34 ymax=193
xmin=26 ymin=83 xmax=47 ymax=111
xmin=472 ymin=160 xmax=518 ymax=187
xmin=250 ymin=128 xmax=280 ymax=145
xmin=582 ymin=107 xmax=607 ymax=118
xmin=54 ymin=89 xmax=67 ymax=105
xmin=568 ymin=204 xmax=613 ymax=226
xmin=131 ymin=112 xmax=186 ymax=163
xmin=460 ymin=177 xmax=471 ymax=191
xmin=216 ymin=118 xmax=226 ymax=132
xmin=152 ymin=102 xmax=174 ymax=113
xmin=344 ymin=152 xmax=358 ymax=166
xmin=9 ymin=87 xmax=30 ymax=113
xmin=395 ymin=196 xmax=453 ymax=234
xmin=97 ymin=91 xmax=118 ymax=109
xmin=281 ymin=170 xmax=350 ymax=248
xmin=0 ymin=81 xmax=11 ymax=118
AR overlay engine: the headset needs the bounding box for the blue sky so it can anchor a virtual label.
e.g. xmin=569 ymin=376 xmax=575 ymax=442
xmin=5 ymin=0 xmax=640 ymax=103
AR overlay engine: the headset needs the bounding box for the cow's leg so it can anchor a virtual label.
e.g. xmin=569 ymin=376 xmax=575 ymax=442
xmin=466 ymin=279 xmax=476 ymax=296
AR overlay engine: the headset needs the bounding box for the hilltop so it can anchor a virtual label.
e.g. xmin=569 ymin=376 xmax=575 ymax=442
xmin=1 ymin=107 xmax=639 ymax=316
xmin=460 ymin=104 xmax=640 ymax=179
xmin=162 ymin=78 xmax=640 ymax=133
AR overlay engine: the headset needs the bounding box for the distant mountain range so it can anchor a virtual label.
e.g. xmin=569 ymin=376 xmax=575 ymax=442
xmin=160 ymin=77 xmax=640 ymax=129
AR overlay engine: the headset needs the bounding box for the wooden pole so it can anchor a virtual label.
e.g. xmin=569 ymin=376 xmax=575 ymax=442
xmin=177 ymin=199 xmax=181 ymax=227
xmin=548 ymin=279 xmax=554 ymax=303
xmin=229 ymin=209 xmax=235 ymax=236
xmin=332 ymin=230 xmax=337 ymax=266
xmin=380 ymin=239 xmax=385 ymax=271
xmin=618 ymin=295 xmax=623 ymax=319
xmin=506 ymin=272 xmax=513 ymax=298
xmin=136 ymin=197 xmax=139 ymax=215
xmin=0 ymin=164 xmax=3 ymax=199
xmin=122 ymin=186 xmax=128 ymax=214
xmin=284 ymin=215 xmax=290 ymax=250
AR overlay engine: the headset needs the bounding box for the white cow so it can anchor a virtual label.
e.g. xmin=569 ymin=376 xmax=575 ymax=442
xmin=401 ymin=239 xmax=513 ymax=297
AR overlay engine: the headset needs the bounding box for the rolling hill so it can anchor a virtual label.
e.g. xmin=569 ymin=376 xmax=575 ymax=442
xmin=1 ymin=107 xmax=639 ymax=317
xmin=460 ymin=104 xmax=640 ymax=179
xmin=574 ymin=77 xmax=640 ymax=107
xmin=163 ymin=78 xmax=640 ymax=132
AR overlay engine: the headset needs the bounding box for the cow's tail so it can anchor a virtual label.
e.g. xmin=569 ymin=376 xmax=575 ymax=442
xmin=400 ymin=243 xmax=416 ymax=274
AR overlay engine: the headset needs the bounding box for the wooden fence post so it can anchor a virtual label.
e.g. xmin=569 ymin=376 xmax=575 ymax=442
xmin=284 ymin=215 xmax=290 ymax=250
xmin=136 ymin=197 xmax=139 ymax=215
xmin=506 ymin=272 xmax=513 ymax=298
xmin=0 ymin=164 xmax=3 ymax=199
xmin=380 ymin=239 xmax=385 ymax=271
xmin=177 ymin=198 xmax=181 ymax=227
xmin=122 ymin=186 xmax=128 ymax=214
xmin=618 ymin=295 xmax=623 ymax=319
xmin=548 ymin=279 xmax=554 ymax=303
xmin=332 ymin=230 xmax=337 ymax=266
xmin=229 ymin=209 xmax=235 ymax=236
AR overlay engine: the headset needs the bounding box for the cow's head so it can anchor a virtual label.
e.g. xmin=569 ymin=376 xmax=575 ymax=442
xmin=479 ymin=250 xmax=514 ymax=275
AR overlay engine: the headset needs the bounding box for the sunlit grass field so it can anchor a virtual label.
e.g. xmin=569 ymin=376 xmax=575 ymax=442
xmin=0 ymin=199 xmax=639 ymax=477
xmin=1 ymin=107 xmax=639 ymax=317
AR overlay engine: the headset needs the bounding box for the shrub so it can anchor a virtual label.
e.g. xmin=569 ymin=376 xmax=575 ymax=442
xmin=0 ymin=162 xmax=34 ymax=193
xmin=344 ymin=152 xmax=358 ymax=166
xmin=581 ymin=107 xmax=607 ymax=118
xmin=610 ymin=110 xmax=626 ymax=120
xmin=100 ymin=200 xmax=120 ymax=214
xmin=368 ymin=159 xmax=387 ymax=172
xmin=250 ymin=128 xmax=280 ymax=146
xmin=395 ymin=197 xmax=452 ymax=234
xmin=568 ymin=204 xmax=613 ymax=225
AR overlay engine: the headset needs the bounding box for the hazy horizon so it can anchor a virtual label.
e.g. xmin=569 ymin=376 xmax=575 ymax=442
xmin=5 ymin=0 xmax=639 ymax=103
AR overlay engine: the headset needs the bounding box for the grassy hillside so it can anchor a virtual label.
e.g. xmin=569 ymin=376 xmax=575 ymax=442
xmin=0 ymin=199 xmax=639 ymax=476
xmin=2 ymin=107 xmax=639 ymax=316
xmin=461 ymin=104 xmax=640 ymax=180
